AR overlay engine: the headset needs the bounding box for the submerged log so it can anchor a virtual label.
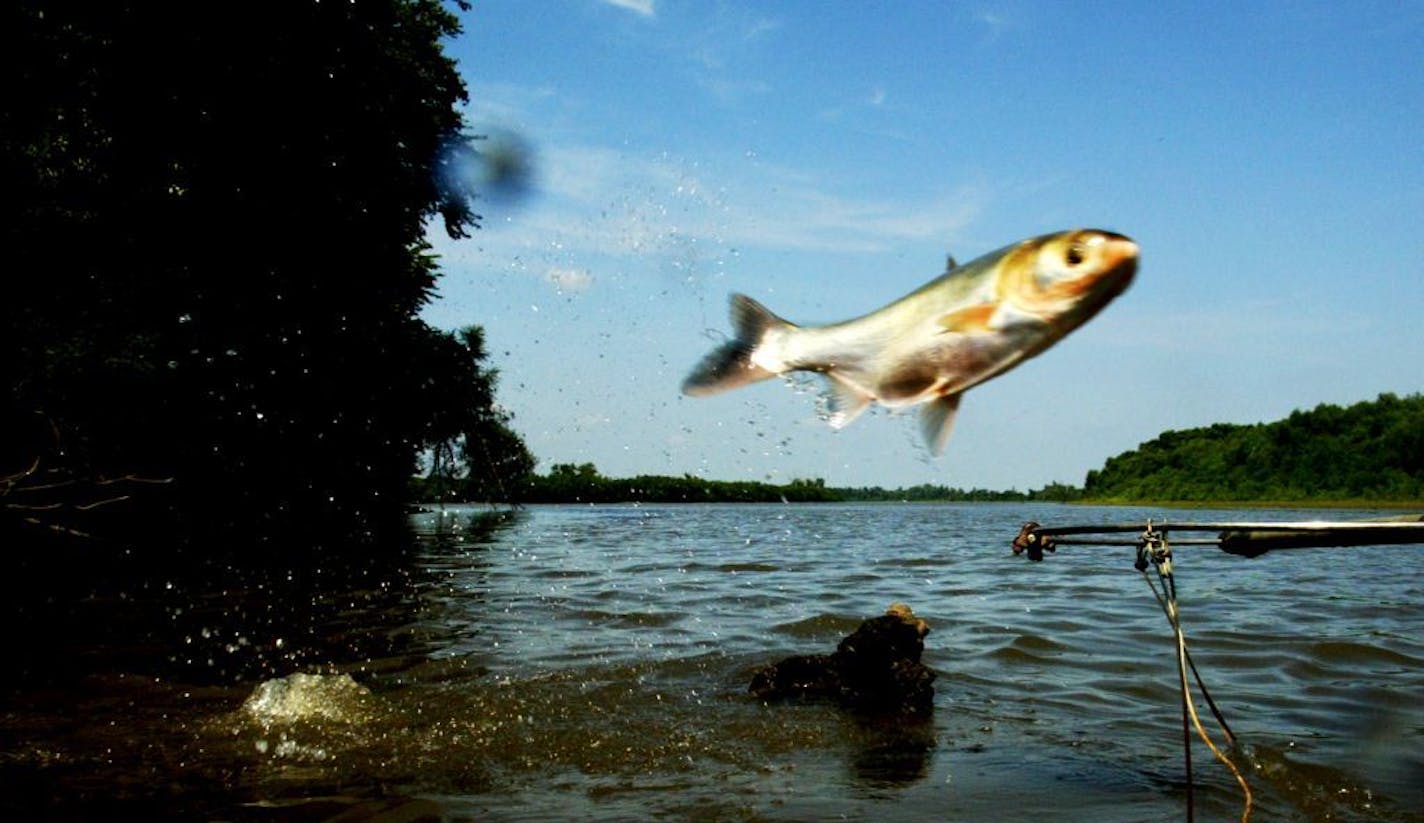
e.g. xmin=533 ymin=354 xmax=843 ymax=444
xmin=749 ymin=603 xmax=935 ymax=714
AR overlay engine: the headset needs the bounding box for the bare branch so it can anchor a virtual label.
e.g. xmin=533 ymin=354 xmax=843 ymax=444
xmin=95 ymin=475 xmax=173 ymax=486
xmin=75 ymin=495 xmax=132 ymax=511
xmin=1 ymin=456 xmax=43 ymax=489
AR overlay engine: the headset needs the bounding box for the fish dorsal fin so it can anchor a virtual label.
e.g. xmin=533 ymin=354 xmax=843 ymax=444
xmin=920 ymin=393 xmax=962 ymax=455
xmin=824 ymin=373 xmax=873 ymax=429
xmin=936 ymin=303 xmax=998 ymax=334
xmin=729 ymin=293 xmax=790 ymax=343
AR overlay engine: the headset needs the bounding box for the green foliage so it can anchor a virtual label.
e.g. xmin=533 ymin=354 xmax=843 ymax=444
xmin=420 ymin=326 xmax=535 ymax=504
xmin=432 ymin=394 xmax=1424 ymax=507
xmin=415 ymin=465 xmax=1077 ymax=505
xmin=2 ymin=1 xmax=529 ymax=542
xmin=833 ymin=484 xmax=1028 ymax=502
xmin=1082 ymin=393 xmax=1424 ymax=502
xmin=510 ymin=465 xmax=843 ymax=504
xmin=833 ymin=481 xmax=1082 ymax=502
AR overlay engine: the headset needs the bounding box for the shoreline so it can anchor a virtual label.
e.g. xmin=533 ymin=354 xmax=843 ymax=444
xmin=416 ymin=497 xmax=1424 ymax=511
xmin=1072 ymin=498 xmax=1424 ymax=511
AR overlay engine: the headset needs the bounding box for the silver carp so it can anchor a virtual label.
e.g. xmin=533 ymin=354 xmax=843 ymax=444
xmin=682 ymin=229 xmax=1138 ymax=454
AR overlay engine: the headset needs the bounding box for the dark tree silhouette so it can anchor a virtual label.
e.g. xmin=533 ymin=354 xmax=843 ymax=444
xmin=419 ymin=325 xmax=536 ymax=504
xmin=1 ymin=1 xmax=528 ymax=545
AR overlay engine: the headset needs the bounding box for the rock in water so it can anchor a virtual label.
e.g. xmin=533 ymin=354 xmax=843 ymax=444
xmin=749 ymin=603 xmax=935 ymax=714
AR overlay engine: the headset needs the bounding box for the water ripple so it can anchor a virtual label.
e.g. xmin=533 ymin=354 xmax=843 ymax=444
xmin=31 ymin=501 xmax=1410 ymax=821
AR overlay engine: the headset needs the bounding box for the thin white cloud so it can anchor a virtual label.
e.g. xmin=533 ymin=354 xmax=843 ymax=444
xmin=671 ymin=12 xmax=782 ymax=107
xmin=545 ymin=266 xmax=594 ymax=292
xmin=538 ymin=144 xmax=982 ymax=256
xmin=697 ymin=75 xmax=773 ymax=104
xmin=977 ymin=11 xmax=1009 ymax=28
xmin=744 ymin=18 xmax=781 ymax=40
xmin=428 ymin=136 xmax=986 ymax=277
xmin=974 ymin=8 xmax=1015 ymax=41
xmin=429 ymin=80 xmax=986 ymax=281
xmin=604 ymin=0 xmax=655 ymax=17
xmin=711 ymin=163 xmax=984 ymax=253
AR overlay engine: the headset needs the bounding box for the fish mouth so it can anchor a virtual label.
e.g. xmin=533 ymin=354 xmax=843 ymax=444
xmin=1092 ymin=231 xmax=1139 ymax=293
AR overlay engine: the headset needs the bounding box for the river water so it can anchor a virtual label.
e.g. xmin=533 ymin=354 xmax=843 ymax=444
xmin=3 ymin=502 xmax=1422 ymax=821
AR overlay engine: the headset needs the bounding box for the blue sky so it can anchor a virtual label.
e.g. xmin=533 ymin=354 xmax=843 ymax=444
xmin=422 ymin=1 xmax=1424 ymax=490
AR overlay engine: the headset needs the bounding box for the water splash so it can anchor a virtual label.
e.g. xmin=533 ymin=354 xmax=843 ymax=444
xmin=242 ymin=671 xmax=375 ymax=724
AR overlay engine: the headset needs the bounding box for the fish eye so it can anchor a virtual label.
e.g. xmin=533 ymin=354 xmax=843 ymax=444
xmin=1065 ymin=244 xmax=1086 ymax=266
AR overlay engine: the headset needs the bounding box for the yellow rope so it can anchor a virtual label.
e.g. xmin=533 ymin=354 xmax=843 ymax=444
xmin=1169 ymin=600 xmax=1253 ymax=822
xmin=1140 ymin=524 xmax=1253 ymax=823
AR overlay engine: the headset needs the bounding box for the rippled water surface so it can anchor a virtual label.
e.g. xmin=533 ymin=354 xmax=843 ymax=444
xmin=4 ymin=503 xmax=1423 ymax=821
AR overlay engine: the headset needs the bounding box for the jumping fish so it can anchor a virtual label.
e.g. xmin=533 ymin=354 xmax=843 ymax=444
xmin=682 ymin=229 xmax=1138 ymax=454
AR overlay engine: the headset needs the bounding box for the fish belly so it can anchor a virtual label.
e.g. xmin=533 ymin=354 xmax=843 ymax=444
xmin=872 ymin=323 xmax=1043 ymax=409
xmin=763 ymin=270 xmax=1031 ymax=411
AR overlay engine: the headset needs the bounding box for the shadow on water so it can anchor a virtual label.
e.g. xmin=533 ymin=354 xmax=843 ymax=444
xmin=4 ymin=506 xmax=523 ymax=687
xmin=0 ymin=507 xmax=523 ymax=819
xmin=846 ymin=714 xmax=937 ymax=790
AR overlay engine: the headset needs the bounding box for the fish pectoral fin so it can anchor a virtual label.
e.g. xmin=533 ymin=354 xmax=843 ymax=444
xmin=936 ymin=303 xmax=998 ymax=334
xmin=920 ymin=393 xmax=962 ymax=455
xmin=824 ymin=374 xmax=874 ymax=429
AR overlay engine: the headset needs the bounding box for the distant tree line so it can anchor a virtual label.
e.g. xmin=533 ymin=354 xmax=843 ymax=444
xmin=833 ymin=482 xmax=1083 ymax=503
xmin=1083 ymin=393 xmax=1424 ymax=503
xmin=411 ymin=463 xmax=1082 ymax=504
xmin=520 ymin=463 xmax=841 ymax=503
xmin=416 ymin=463 xmax=841 ymax=504
xmin=414 ymin=394 xmax=1423 ymax=507
xmin=3 ymin=2 xmax=532 ymax=548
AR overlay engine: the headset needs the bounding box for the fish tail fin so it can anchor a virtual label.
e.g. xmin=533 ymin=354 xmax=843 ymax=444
xmin=920 ymin=393 xmax=962 ymax=455
xmin=682 ymin=294 xmax=794 ymax=396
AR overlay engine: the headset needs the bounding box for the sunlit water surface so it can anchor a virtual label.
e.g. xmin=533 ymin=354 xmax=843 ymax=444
xmin=3 ymin=503 xmax=1422 ymax=821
